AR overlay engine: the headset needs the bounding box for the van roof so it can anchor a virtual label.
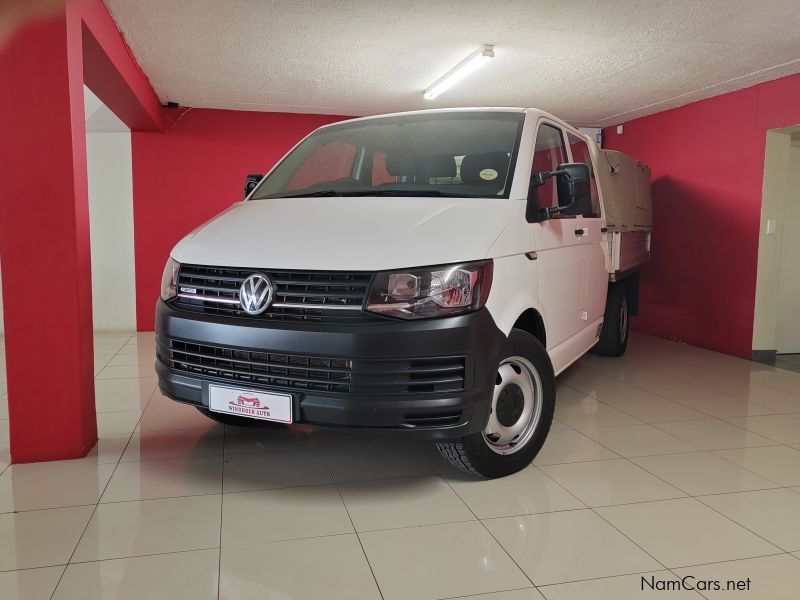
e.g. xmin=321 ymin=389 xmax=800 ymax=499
xmin=316 ymin=107 xmax=530 ymax=129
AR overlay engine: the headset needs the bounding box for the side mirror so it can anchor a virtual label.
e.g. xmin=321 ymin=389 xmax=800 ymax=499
xmin=556 ymin=163 xmax=591 ymax=216
xmin=527 ymin=162 xmax=590 ymax=221
xmin=244 ymin=174 xmax=263 ymax=198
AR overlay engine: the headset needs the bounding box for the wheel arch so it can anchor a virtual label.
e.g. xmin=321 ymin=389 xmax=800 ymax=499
xmin=512 ymin=308 xmax=547 ymax=347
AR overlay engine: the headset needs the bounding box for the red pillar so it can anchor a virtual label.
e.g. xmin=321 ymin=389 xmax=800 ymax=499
xmin=0 ymin=11 xmax=97 ymax=462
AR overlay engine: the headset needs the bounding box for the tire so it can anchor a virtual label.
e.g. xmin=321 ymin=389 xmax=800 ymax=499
xmin=195 ymin=406 xmax=284 ymax=428
xmin=435 ymin=329 xmax=555 ymax=478
xmin=593 ymin=282 xmax=630 ymax=357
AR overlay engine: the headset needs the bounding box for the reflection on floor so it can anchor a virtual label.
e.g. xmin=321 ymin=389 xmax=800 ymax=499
xmin=775 ymin=354 xmax=800 ymax=374
xmin=1 ymin=332 xmax=800 ymax=599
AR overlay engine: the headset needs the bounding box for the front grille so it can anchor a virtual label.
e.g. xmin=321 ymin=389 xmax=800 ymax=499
xmin=171 ymin=264 xmax=376 ymax=323
xmin=166 ymin=339 xmax=466 ymax=395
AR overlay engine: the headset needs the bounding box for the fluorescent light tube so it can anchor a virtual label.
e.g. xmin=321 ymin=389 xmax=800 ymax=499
xmin=424 ymin=45 xmax=495 ymax=100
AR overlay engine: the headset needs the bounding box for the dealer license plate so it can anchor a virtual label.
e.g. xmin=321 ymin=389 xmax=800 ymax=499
xmin=208 ymin=384 xmax=292 ymax=423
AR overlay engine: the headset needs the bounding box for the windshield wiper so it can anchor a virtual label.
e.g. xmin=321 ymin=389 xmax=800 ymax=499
xmin=337 ymin=189 xmax=464 ymax=198
xmin=267 ymin=189 xmax=342 ymax=199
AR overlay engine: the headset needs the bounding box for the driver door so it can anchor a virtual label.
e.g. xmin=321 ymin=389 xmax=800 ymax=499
xmin=531 ymin=122 xmax=587 ymax=366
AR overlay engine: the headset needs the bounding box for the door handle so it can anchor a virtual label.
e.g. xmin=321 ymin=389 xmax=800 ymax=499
xmin=574 ymin=228 xmax=587 ymax=236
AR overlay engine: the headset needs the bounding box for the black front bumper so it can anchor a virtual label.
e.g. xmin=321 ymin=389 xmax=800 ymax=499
xmin=154 ymin=300 xmax=507 ymax=439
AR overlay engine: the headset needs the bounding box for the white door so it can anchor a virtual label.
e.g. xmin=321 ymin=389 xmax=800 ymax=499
xmin=531 ymin=123 xmax=587 ymax=352
xmin=566 ymin=131 xmax=608 ymax=326
xmin=775 ymin=145 xmax=800 ymax=354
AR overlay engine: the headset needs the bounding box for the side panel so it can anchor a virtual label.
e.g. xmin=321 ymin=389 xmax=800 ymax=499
xmin=484 ymin=253 xmax=542 ymax=338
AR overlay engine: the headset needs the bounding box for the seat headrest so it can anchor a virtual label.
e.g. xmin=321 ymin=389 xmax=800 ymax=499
xmin=460 ymin=152 xmax=510 ymax=186
xmin=385 ymin=152 xmax=416 ymax=177
xmin=420 ymin=154 xmax=457 ymax=178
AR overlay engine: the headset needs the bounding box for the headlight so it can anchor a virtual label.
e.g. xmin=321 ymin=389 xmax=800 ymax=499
xmin=160 ymin=257 xmax=180 ymax=301
xmin=366 ymin=260 xmax=493 ymax=320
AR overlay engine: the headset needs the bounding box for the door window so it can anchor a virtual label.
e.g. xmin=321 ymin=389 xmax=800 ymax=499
xmin=531 ymin=124 xmax=568 ymax=215
xmin=567 ymin=133 xmax=601 ymax=218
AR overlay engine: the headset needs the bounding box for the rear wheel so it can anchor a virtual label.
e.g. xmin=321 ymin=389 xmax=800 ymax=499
xmin=195 ymin=406 xmax=283 ymax=428
xmin=436 ymin=329 xmax=555 ymax=478
xmin=593 ymin=283 xmax=629 ymax=357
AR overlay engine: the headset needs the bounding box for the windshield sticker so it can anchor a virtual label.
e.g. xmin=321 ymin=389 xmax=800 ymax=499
xmin=480 ymin=168 xmax=498 ymax=181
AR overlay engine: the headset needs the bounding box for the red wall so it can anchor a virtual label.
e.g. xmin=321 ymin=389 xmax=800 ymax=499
xmin=132 ymin=108 xmax=349 ymax=330
xmin=603 ymin=72 xmax=800 ymax=358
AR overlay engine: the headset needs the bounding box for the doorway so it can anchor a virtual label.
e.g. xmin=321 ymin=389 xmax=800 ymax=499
xmin=752 ymin=126 xmax=800 ymax=371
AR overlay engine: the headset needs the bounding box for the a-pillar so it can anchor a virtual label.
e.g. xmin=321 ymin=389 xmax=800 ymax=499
xmin=0 ymin=11 xmax=97 ymax=462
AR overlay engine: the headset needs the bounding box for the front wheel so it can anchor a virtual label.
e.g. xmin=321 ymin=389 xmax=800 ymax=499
xmin=436 ymin=329 xmax=555 ymax=478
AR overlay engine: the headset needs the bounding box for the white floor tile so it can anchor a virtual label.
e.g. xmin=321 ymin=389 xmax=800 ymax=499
xmin=484 ymin=509 xmax=661 ymax=586
xmin=339 ymin=476 xmax=475 ymax=531
xmin=713 ymin=445 xmax=800 ymax=486
xmin=53 ymin=549 xmax=219 ymax=600
xmin=555 ymin=387 xmax=643 ymax=430
xmin=93 ymin=378 xmax=157 ymax=413
xmin=96 ymin=411 xmax=141 ymax=436
xmin=360 ymin=521 xmax=530 ymax=600
xmin=596 ymin=498 xmax=780 ymax=567
xmin=581 ymin=424 xmax=696 ymax=457
xmin=96 ymin=365 xmax=157 ymax=380
xmin=600 ymin=394 xmax=710 ymax=424
xmin=137 ymin=394 xmax=218 ymax=432
xmin=0 ymin=566 xmax=64 ymax=600
xmin=631 ymin=451 xmax=780 ymax=495
xmin=0 ymin=506 xmax=94 ymax=570
xmin=749 ymin=369 xmax=800 ymax=395
xmin=540 ymin=571 xmax=703 ymax=599
xmin=541 ymin=459 xmax=686 ymax=507
xmin=0 ymin=460 xmax=115 ymax=512
xmin=221 ymin=484 xmax=352 ymax=545
xmin=73 ymin=495 xmax=221 ymax=561
xmin=222 ymin=447 xmax=332 ymax=492
xmin=107 ymin=353 xmax=157 ymax=367
xmin=674 ymin=554 xmax=800 ymax=599
xmin=85 ymin=435 xmax=132 ymax=464
xmin=447 ymin=465 xmax=584 ymax=519
xmin=533 ymin=429 xmax=619 ymax=465
xmin=731 ymin=384 xmax=800 ymax=413
xmin=220 ymin=534 xmax=381 ymax=600
xmin=698 ymin=488 xmax=800 ymax=552
xmin=655 ymin=419 xmax=775 ymax=450
xmin=669 ymin=390 xmax=775 ymax=419
xmin=101 ymin=456 xmax=223 ymax=502
xmin=726 ymin=415 xmax=800 ymax=444
xmin=222 ymin=424 xmax=318 ymax=456
xmin=457 ymin=590 xmax=545 ymax=600
xmin=122 ymin=427 xmax=224 ymax=462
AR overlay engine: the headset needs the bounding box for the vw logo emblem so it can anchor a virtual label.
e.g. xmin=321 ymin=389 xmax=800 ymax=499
xmin=239 ymin=273 xmax=274 ymax=315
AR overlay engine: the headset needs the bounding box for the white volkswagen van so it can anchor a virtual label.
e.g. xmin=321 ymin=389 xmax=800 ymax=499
xmin=155 ymin=108 xmax=651 ymax=478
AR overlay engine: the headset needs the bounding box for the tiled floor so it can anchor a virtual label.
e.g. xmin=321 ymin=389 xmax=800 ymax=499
xmin=1 ymin=332 xmax=800 ymax=599
xmin=773 ymin=354 xmax=800 ymax=375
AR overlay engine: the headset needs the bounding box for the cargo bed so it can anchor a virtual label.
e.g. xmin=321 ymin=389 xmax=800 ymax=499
xmin=589 ymin=140 xmax=653 ymax=279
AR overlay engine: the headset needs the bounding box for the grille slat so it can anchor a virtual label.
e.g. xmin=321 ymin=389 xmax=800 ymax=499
xmin=171 ymin=264 xmax=376 ymax=323
xmin=164 ymin=339 xmax=466 ymax=395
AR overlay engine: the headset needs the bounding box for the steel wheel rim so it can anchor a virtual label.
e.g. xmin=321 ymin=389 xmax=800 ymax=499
xmin=483 ymin=356 xmax=543 ymax=455
xmin=619 ymin=297 xmax=628 ymax=344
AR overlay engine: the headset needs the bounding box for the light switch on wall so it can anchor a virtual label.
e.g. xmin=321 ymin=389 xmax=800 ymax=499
xmin=767 ymin=220 xmax=777 ymax=235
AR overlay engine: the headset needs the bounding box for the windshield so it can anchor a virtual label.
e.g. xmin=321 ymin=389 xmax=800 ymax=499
xmin=250 ymin=111 xmax=525 ymax=200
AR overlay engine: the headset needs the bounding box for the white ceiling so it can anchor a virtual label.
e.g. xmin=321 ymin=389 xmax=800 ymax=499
xmin=103 ymin=0 xmax=800 ymax=127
